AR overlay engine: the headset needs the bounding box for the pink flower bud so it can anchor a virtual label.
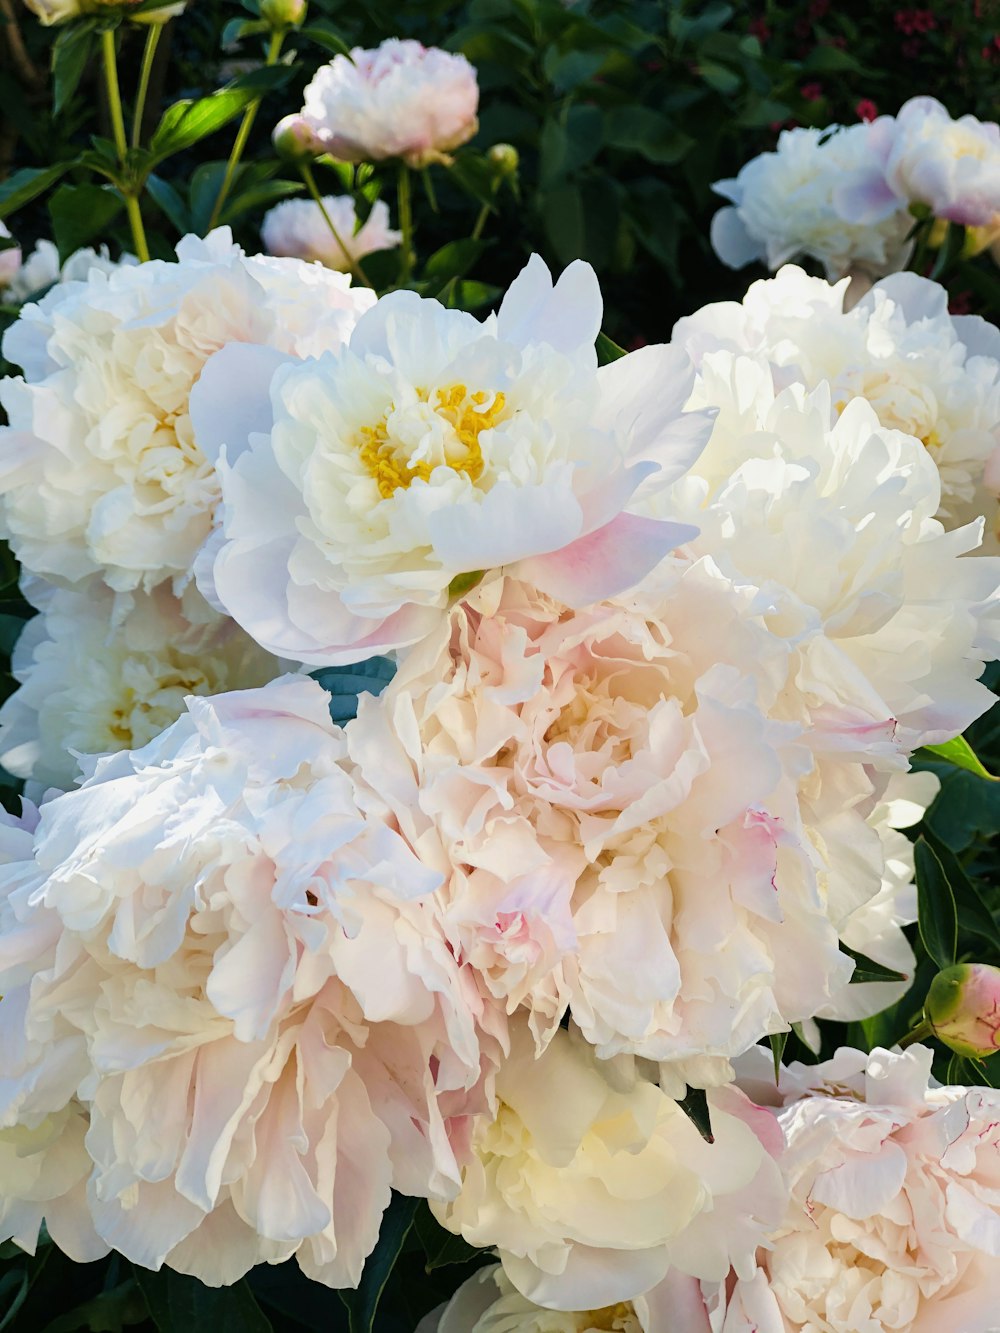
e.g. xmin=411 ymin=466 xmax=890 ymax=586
xmin=925 ymin=963 xmax=1000 ymax=1059
xmin=271 ymin=114 xmax=324 ymax=163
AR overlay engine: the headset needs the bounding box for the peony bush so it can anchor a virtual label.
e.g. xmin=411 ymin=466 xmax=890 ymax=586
xmin=0 ymin=3 xmax=998 ymax=1332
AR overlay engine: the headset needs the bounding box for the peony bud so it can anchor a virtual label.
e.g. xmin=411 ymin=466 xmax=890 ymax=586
xmin=271 ymin=113 xmax=325 ymax=163
xmin=260 ymin=0 xmax=306 ymax=28
xmin=0 ymin=223 xmax=22 ymax=289
xmin=487 ymin=143 xmax=519 ymax=177
xmin=925 ymin=963 xmax=1000 ymax=1060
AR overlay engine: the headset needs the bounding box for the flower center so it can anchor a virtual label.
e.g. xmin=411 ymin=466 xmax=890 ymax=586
xmin=358 ymin=383 xmax=506 ymax=499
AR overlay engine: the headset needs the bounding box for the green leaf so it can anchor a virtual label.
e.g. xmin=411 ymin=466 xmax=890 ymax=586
xmin=603 ymin=107 xmax=694 ymax=164
xmin=423 ymin=238 xmax=488 ymax=291
xmin=40 ymin=1280 xmax=148 ymax=1333
xmin=148 ymin=67 xmax=295 ymax=164
xmin=0 ymin=1267 xmax=31 ymax=1333
xmin=145 ymin=174 xmax=191 ymax=235
xmin=134 ymin=1269 xmax=271 ymax=1333
xmin=310 ymin=657 xmax=396 ymax=725
xmin=52 ymin=21 xmax=97 ymax=115
xmin=447 ymin=569 xmax=485 ymax=599
xmin=0 ymin=613 xmax=30 ymax=658
xmin=921 ymin=829 xmax=999 ymax=948
xmin=802 ymin=44 xmax=863 ymax=72
xmin=542 ymin=48 xmax=606 ymax=92
xmin=924 ymin=735 xmax=997 ymax=780
xmin=219 ymin=179 xmax=304 ymax=224
xmin=841 ymin=944 xmax=908 ymax=985
xmin=413 ymin=1204 xmax=483 ymax=1272
xmin=678 ymin=1086 xmax=714 ymax=1143
xmin=596 ymin=332 xmax=627 ymax=365
xmin=914 ymin=837 xmax=959 ymax=971
xmin=49 ymin=184 xmax=123 ymax=264
xmin=299 ymin=24 xmax=353 ymax=56
xmin=768 ymin=1031 xmax=788 ymax=1082
xmin=445 ymin=280 xmax=500 ymax=312
xmin=0 ymin=165 xmax=72 ymax=221
xmin=337 ymin=1194 xmax=418 ymax=1333
xmin=697 ymin=60 xmax=742 ymax=96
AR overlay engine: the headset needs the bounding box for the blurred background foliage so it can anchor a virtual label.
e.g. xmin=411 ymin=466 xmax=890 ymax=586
xmin=2 ymin=0 xmax=999 ymax=347
xmin=1 ymin=1 xmax=1000 ymax=1329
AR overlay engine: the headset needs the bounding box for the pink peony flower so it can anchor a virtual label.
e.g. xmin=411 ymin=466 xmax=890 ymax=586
xmin=705 ymin=1045 xmax=1000 ymax=1333
xmin=346 ymin=566 xmax=916 ymax=1093
xmin=261 ymin=196 xmax=400 ymax=272
xmin=0 ymin=677 xmax=503 ymax=1284
xmin=301 ymin=39 xmax=479 ymax=167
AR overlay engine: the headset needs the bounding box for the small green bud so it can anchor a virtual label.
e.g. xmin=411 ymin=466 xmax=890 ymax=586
xmin=487 ymin=143 xmax=519 ymax=177
xmin=260 ymin=0 xmax=306 ymax=26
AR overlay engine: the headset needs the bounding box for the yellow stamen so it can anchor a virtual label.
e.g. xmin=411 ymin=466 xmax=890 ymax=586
xmin=357 ymin=383 xmax=506 ymax=499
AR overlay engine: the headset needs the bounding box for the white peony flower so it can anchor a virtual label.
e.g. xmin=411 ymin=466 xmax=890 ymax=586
xmin=0 ymin=229 xmax=374 ymax=594
xmin=712 ymin=1045 xmax=1000 ymax=1333
xmin=346 ymin=566 xmax=898 ymax=1093
xmin=0 ymin=578 xmax=289 ymax=791
xmin=885 ymin=96 xmax=1000 ymax=227
xmin=711 ymin=123 xmax=913 ymax=281
xmin=0 ymin=801 xmax=107 ymax=1263
xmin=2 ymin=239 xmax=138 ymax=307
xmin=432 ymin=1020 xmax=786 ymax=1311
xmin=301 ymin=38 xmax=479 ymax=167
xmin=653 ymin=352 xmax=1000 ymax=759
xmin=672 ymin=265 xmax=1000 ymax=543
xmin=417 ymin=1263 xmax=696 ymax=1332
xmin=198 ymin=254 xmax=710 ymax=665
xmin=262 ymin=196 xmax=401 ymax=271
xmin=0 ymin=677 xmax=502 ymax=1285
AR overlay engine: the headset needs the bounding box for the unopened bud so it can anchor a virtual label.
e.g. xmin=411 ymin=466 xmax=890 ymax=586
xmin=925 ymin=963 xmax=1000 ymax=1060
xmin=487 ymin=143 xmax=519 ymax=177
xmin=260 ymin=0 xmax=306 ymax=28
xmin=272 ymin=114 xmax=324 ymax=164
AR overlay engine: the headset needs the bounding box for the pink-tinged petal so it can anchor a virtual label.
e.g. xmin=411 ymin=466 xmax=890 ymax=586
xmin=518 ymin=512 xmax=698 ymax=608
xmin=639 ymin=1270 xmax=713 ymax=1333
xmin=833 ymin=172 xmax=904 ymax=224
xmin=495 ymin=253 xmax=602 ymax=357
xmin=189 ymin=343 xmax=294 ymax=467
xmin=861 ymin=272 xmax=949 ymax=324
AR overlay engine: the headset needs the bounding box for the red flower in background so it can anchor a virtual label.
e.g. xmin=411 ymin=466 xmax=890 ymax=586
xmin=800 ymin=82 xmax=824 ymax=101
xmin=856 ymin=98 xmax=879 ymax=121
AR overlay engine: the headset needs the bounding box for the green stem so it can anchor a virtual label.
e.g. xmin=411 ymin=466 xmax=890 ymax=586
xmin=131 ymin=21 xmax=162 ymax=148
xmin=298 ymin=164 xmax=372 ymax=288
xmin=101 ymin=28 xmax=128 ymax=160
xmin=207 ymin=28 xmax=284 ymax=232
xmin=101 ymin=29 xmax=150 ymax=263
xmin=899 ymin=1019 xmax=933 ymax=1050
xmin=471 ymin=197 xmax=495 ymax=241
xmin=397 ymin=161 xmax=413 ymax=285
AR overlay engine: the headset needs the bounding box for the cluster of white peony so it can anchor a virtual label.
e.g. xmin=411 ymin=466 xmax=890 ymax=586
xmin=1 ymin=231 xmax=999 ymax=1325
xmin=712 ymin=97 xmax=1000 ymax=280
xmin=672 ymin=265 xmax=1000 ymax=544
